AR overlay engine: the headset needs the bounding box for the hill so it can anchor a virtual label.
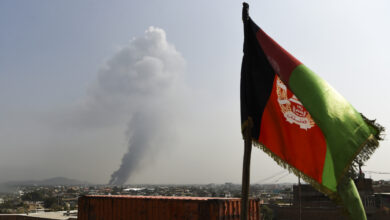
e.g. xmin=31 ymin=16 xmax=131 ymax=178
xmin=2 ymin=177 xmax=90 ymax=187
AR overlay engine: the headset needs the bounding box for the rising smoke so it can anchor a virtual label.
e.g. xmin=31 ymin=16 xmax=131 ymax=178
xmin=83 ymin=27 xmax=185 ymax=185
xmin=109 ymin=110 xmax=165 ymax=185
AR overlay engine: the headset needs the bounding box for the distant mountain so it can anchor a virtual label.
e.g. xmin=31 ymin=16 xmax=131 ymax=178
xmin=2 ymin=177 xmax=90 ymax=187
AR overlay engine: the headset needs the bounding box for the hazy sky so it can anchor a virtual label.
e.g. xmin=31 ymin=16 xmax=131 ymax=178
xmin=1 ymin=0 xmax=389 ymax=185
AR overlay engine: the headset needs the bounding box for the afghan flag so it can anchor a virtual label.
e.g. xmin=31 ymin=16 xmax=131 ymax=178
xmin=240 ymin=4 xmax=383 ymax=220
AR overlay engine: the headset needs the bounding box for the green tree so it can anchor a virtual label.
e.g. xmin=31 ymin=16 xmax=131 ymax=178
xmin=21 ymin=191 xmax=44 ymax=201
xmin=66 ymin=188 xmax=76 ymax=194
xmin=260 ymin=205 xmax=274 ymax=220
xmin=43 ymin=197 xmax=57 ymax=209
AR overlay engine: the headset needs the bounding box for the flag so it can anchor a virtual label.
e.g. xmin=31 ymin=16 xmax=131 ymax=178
xmin=241 ymin=5 xmax=383 ymax=220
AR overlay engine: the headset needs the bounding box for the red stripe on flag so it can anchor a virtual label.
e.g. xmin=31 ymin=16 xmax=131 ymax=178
xmin=256 ymin=29 xmax=301 ymax=85
xmin=258 ymin=76 xmax=327 ymax=183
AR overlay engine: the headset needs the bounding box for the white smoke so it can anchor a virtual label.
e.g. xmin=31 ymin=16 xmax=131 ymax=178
xmin=105 ymin=27 xmax=185 ymax=185
xmin=68 ymin=26 xmax=185 ymax=185
xmin=68 ymin=27 xmax=185 ymax=131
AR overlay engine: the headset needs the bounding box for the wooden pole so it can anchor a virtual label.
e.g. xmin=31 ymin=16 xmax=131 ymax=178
xmin=241 ymin=3 xmax=251 ymax=220
xmin=298 ymin=176 xmax=302 ymax=220
xmin=241 ymin=117 xmax=253 ymax=220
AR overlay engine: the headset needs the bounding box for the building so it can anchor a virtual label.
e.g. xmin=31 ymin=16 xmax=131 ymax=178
xmin=267 ymin=174 xmax=390 ymax=220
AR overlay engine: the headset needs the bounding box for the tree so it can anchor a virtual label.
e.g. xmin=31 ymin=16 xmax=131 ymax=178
xmin=260 ymin=205 xmax=274 ymax=220
xmin=66 ymin=188 xmax=76 ymax=194
xmin=21 ymin=191 xmax=44 ymax=202
xmin=43 ymin=197 xmax=57 ymax=209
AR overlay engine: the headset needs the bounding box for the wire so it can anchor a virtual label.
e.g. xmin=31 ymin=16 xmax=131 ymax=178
xmin=364 ymin=171 xmax=390 ymax=174
xmin=256 ymin=170 xmax=287 ymax=183
xmin=274 ymin=172 xmax=291 ymax=183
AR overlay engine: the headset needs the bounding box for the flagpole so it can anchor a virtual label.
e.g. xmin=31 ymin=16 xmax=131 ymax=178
xmin=241 ymin=3 xmax=251 ymax=220
xmin=298 ymin=176 xmax=302 ymax=220
xmin=241 ymin=117 xmax=252 ymax=220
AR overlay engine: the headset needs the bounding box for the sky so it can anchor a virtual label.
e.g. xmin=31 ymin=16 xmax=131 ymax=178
xmin=0 ymin=0 xmax=389 ymax=185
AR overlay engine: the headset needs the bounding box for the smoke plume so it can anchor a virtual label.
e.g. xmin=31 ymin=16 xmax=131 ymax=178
xmin=85 ymin=27 xmax=185 ymax=185
xmin=109 ymin=110 xmax=166 ymax=185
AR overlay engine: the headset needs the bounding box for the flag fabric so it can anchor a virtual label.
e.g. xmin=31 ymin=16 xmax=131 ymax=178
xmin=241 ymin=8 xmax=383 ymax=220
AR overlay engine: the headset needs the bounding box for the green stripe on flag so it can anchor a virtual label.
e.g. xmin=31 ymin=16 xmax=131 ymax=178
xmin=338 ymin=178 xmax=367 ymax=220
xmin=288 ymin=64 xmax=377 ymax=219
xmin=288 ymin=65 xmax=375 ymax=188
xmin=322 ymin=148 xmax=337 ymax=192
